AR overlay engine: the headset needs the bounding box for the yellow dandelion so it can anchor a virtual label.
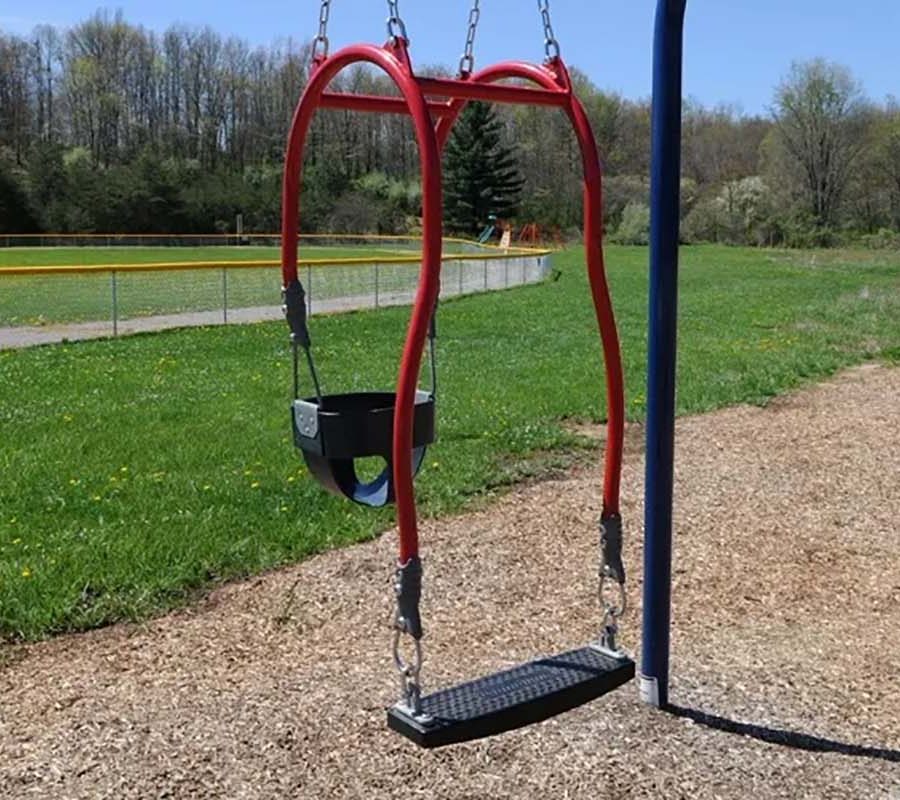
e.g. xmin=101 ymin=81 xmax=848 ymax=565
xmin=287 ymin=476 xmax=295 ymax=483
xmin=21 ymin=567 xmax=31 ymax=578
xmin=12 ymin=538 xmax=21 ymax=545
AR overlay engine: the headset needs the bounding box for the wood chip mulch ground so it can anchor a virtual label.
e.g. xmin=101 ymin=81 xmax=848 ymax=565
xmin=1 ymin=363 xmax=898 ymax=799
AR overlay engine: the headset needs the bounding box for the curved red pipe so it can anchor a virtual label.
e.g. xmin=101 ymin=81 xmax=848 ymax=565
xmin=434 ymin=60 xmax=625 ymax=518
xmin=281 ymin=42 xmax=442 ymax=562
xmin=282 ymin=50 xmax=625 ymax=567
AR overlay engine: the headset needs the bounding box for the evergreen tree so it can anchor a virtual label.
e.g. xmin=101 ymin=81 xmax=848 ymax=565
xmin=0 ymin=163 xmax=40 ymax=233
xmin=444 ymin=102 xmax=524 ymax=235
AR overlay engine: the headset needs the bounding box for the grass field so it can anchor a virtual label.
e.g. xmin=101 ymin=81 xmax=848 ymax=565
xmin=1 ymin=244 xmax=899 ymax=641
xmin=0 ymin=245 xmax=412 ymax=269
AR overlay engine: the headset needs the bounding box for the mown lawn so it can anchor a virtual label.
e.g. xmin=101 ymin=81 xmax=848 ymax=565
xmin=0 ymin=245 xmax=406 ymax=268
xmin=1 ymin=244 xmax=898 ymax=640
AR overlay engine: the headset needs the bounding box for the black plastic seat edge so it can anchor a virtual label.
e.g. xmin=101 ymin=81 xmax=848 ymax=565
xmin=387 ymin=646 xmax=635 ymax=749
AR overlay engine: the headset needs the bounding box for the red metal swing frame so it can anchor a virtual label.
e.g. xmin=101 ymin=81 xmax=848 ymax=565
xmin=281 ymin=39 xmax=624 ymax=566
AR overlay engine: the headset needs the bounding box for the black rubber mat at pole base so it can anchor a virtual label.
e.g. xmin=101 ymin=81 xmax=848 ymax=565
xmin=387 ymin=645 xmax=635 ymax=748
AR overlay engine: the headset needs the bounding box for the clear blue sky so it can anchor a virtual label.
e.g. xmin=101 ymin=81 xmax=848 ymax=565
xmin=2 ymin=1 xmax=899 ymax=114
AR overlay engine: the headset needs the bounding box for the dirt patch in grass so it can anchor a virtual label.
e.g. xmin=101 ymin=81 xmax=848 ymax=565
xmin=1 ymin=364 xmax=898 ymax=799
xmin=562 ymin=419 xmax=646 ymax=458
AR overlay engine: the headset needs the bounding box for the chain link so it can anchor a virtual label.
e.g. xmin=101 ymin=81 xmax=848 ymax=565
xmin=599 ymin=572 xmax=627 ymax=619
xmin=598 ymin=514 xmax=626 ymax=652
xmin=458 ymin=0 xmax=481 ymax=76
xmin=537 ymin=0 xmax=561 ymax=60
xmin=386 ymin=0 xmax=409 ymax=43
xmin=311 ymin=0 xmax=331 ymax=62
xmin=392 ymin=626 xmax=424 ymax=714
xmin=598 ymin=571 xmax=627 ymax=652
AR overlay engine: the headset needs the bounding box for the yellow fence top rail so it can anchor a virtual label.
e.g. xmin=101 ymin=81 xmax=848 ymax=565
xmin=0 ymin=249 xmax=551 ymax=278
xmin=1 ymin=233 xmax=518 ymax=248
xmin=5 ymin=232 xmax=457 ymax=239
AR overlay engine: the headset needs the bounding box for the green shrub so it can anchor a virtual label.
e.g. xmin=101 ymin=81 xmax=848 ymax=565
xmin=610 ymin=201 xmax=650 ymax=245
xmin=859 ymin=228 xmax=900 ymax=249
xmin=682 ymin=198 xmax=727 ymax=244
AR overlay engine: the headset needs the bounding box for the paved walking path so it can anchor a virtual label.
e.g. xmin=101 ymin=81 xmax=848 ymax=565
xmin=0 ymin=291 xmax=412 ymax=349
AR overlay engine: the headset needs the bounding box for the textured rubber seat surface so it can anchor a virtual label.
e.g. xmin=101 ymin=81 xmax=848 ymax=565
xmin=387 ymin=645 xmax=635 ymax=748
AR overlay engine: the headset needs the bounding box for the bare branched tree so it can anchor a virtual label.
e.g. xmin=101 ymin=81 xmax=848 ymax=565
xmin=772 ymin=59 xmax=870 ymax=228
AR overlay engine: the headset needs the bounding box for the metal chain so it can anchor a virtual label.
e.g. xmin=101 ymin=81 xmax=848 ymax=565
xmin=311 ymin=0 xmax=331 ymax=62
xmin=458 ymin=0 xmax=481 ymax=76
xmin=386 ymin=0 xmax=409 ymax=44
xmin=598 ymin=515 xmax=627 ymax=652
xmin=598 ymin=571 xmax=627 ymax=652
xmin=392 ymin=559 xmax=425 ymax=716
xmin=392 ymin=627 xmax=423 ymax=715
xmin=537 ymin=0 xmax=561 ymax=61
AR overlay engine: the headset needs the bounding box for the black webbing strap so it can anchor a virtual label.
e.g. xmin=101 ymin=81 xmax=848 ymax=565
xmin=428 ymin=301 xmax=438 ymax=398
xmin=284 ymin=280 xmax=323 ymax=402
xmin=286 ymin=278 xmax=437 ymax=402
xmin=284 ymin=279 xmax=311 ymax=348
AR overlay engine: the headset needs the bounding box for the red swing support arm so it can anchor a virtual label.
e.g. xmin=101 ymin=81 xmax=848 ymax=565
xmin=281 ymin=42 xmax=624 ymax=568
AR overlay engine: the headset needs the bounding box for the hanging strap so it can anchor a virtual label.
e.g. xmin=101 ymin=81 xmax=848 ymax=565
xmin=427 ymin=300 xmax=438 ymax=398
xmin=599 ymin=513 xmax=627 ymax=652
xmin=284 ymin=276 xmax=438 ymax=403
xmin=284 ymin=279 xmax=323 ymax=403
xmin=284 ymin=279 xmax=311 ymax=349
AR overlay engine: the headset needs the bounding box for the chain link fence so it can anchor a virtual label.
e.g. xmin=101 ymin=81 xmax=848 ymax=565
xmin=0 ymin=251 xmax=551 ymax=349
xmin=0 ymin=233 xmax=485 ymax=251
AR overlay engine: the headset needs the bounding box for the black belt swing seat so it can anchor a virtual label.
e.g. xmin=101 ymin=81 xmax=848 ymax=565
xmin=281 ymin=0 xmax=634 ymax=749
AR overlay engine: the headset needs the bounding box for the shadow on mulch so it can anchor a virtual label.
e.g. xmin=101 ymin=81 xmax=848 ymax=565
xmin=668 ymin=704 xmax=900 ymax=764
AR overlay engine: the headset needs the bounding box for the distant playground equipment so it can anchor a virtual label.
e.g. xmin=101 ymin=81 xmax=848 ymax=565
xmin=518 ymin=221 xmax=563 ymax=247
xmin=476 ymin=220 xmax=564 ymax=248
xmin=281 ymin=0 xmax=632 ymax=748
xmin=477 ymin=214 xmax=498 ymax=244
xmin=478 ymin=216 xmax=514 ymax=250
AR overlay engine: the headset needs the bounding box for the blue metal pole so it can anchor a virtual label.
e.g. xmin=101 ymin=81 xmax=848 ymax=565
xmin=641 ymin=0 xmax=687 ymax=710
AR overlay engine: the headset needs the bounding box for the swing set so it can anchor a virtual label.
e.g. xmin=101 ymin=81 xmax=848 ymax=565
xmin=281 ymin=0 xmax=634 ymax=748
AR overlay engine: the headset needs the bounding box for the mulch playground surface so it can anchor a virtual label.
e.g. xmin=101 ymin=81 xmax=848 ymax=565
xmin=1 ymin=364 xmax=898 ymax=799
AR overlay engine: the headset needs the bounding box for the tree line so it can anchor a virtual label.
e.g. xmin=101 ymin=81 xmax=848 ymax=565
xmin=2 ymin=10 xmax=900 ymax=247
